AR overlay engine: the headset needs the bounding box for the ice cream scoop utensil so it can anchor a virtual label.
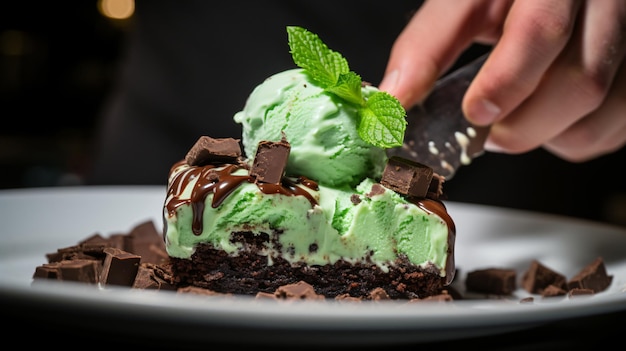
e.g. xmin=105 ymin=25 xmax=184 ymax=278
xmin=387 ymin=52 xmax=491 ymax=180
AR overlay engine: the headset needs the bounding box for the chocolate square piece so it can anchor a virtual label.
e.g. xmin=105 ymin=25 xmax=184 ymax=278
xmin=57 ymin=259 xmax=101 ymax=283
xmin=32 ymin=264 xmax=60 ymax=280
xmin=100 ymin=247 xmax=141 ymax=287
xmin=427 ymin=173 xmax=444 ymax=199
xmin=465 ymin=268 xmax=516 ymax=295
xmin=521 ymin=260 xmax=567 ymax=294
xmin=185 ymin=136 xmax=241 ymax=166
xmin=251 ymin=138 xmax=290 ymax=184
xmin=124 ymin=220 xmax=168 ymax=264
xmin=381 ymin=156 xmax=433 ymax=198
xmin=567 ymin=257 xmax=613 ymax=293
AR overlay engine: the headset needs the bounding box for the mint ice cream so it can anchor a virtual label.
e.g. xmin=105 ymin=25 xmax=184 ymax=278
xmin=234 ymin=68 xmax=387 ymax=188
xmin=162 ymin=26 xmax=456 ymax=298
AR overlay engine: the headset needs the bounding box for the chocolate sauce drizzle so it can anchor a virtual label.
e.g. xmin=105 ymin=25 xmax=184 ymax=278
xmin=410 ymin=197 xmax=456 ymax=284
xmin=165 ymin=161 xmax=318 ymax=235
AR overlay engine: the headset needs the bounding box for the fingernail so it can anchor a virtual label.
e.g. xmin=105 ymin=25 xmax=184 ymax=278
xmin=468 ymin=98 xmax=500 ymax=125
xmin=379 ymin=69 xmax=399 ymax=92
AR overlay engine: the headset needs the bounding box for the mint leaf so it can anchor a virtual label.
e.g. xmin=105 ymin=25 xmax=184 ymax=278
xmin=287 ymin=26 xmax=406 ymax=149
xmin=358 ymin=92 xmax=406 ymax=148
xmin=287 ymin=26 xmax=348 ymax=88
xmin=325 ymin=72 xmax=364 ymax=106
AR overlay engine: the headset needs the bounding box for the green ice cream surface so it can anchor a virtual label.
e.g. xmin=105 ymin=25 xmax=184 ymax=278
xmin=233 ymin=68 xmax=387 ymax=188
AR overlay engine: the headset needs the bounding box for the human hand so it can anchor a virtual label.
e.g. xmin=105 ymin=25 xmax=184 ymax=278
xmin=379 ymin=0 xmax=626 ymax=162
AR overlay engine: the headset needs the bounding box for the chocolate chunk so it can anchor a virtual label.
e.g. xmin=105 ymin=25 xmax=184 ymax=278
xmin=521 ymin=260 xmax=567 ymax=294
xmin=465 ymin=268 xmax=516 ymax=295
xmin=251 ymin=138 xmax=290 ymax=184
xmin=274 ymin=281 xmax=325 ymax=300
xmin=32 ymin=264 xmax=60 ymax=280
xmin=366 ymin=183 xmax=386 ymax=197
xmin=34 ymin=259 xmax=102 ymax=283
xmin=427 ymin=173 xmax=444 ymax=199
xmin=541 ymin=284 xmax=567 ymax=298
xmin=99 ymin=247 xmax=141 ymax=287
xmin=381 ymin=156 xmax=433 ymax=198
xmin=567 ymin=257 xmax=613 ymax=293
xmin=185 ymin=136 xmax=242 ymax=166
xmin=133 ymin=263 xmax=176 ymax=290
xmin=124 ymin=220 xmax=168 ymax=264
xmin=57 ymin=259 xmax=101 ymax=283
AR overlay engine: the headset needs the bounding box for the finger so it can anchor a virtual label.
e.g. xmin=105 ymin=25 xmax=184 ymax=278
xmin=484 ymin=0 xmax=626 ymax=155
xmin=379 ymin=0 xmax=508 ymax=109
xmin=543 ymin=61 xmax=626 ymax=162
xmin=463 ymin=0 xmax=581 ymax=126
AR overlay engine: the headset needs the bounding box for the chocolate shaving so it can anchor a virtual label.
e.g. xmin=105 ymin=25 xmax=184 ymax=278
xmin=185 ymin=136 xmax=242 ymax=166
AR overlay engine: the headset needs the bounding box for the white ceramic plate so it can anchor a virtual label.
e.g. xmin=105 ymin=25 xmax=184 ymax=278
xmin=1 ymin=186 xmax=625 ymax=345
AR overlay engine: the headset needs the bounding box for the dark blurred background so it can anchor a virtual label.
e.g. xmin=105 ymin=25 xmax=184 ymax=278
xmin=1 ymin=0 xmax=128 ymax=188
xmin=1 ymin=1 xmax=625 ymax=228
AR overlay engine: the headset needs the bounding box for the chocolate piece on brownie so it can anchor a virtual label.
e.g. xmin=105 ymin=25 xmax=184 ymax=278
xmin=567 ymin=257 xmax=613 ymax=293
xmin=185 ymin=136 xmax=242 ymax=166
xmin=381 ymin=156 xmax=433 ymax=198
xmin=521 ymin=259 xmax=567 ymax=294
xmin=465 ymin=268 xmax=517 ymax=295
xmin=251 ymin=137 xmax=291 ymax=184
xmin=426 ymin=173 xmax=445 ymax=200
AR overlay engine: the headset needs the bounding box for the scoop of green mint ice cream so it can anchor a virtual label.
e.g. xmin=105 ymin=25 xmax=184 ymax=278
xmin=233 ymin=68 xmax=387 ymax=187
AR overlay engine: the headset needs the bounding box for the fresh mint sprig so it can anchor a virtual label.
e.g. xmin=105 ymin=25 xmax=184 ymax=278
xmin=287 ymin=26 xmax=406 ymax=149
